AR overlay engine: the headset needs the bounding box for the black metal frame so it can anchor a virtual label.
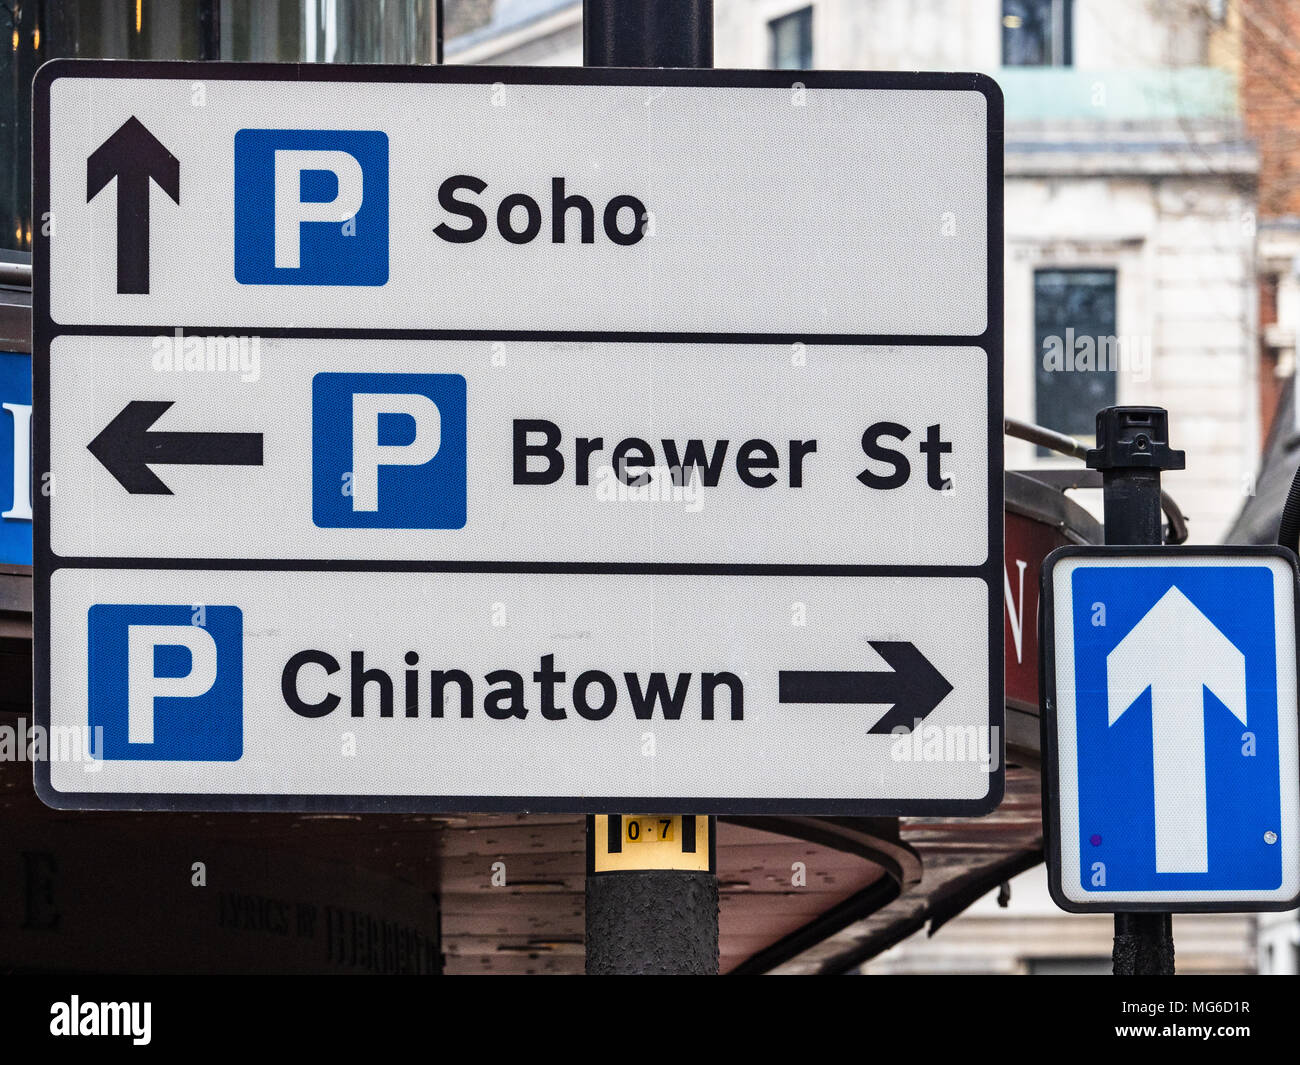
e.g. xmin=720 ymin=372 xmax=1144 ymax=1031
xmin=1038 ymin=543 xmax=1300 ymax=913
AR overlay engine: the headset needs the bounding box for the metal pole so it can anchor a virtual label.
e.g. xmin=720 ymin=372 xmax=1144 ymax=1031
xmin=583 ymin=0 xmax=713 ymax=68
xmin=583 ymin=0 xmax=719 ymax=975
xmin=585 ymin=815 xmax=718 ymax=975
xmin=1085 ymin=406 xmax=1185 ymax=976
xmin=198 ymin=0 xmax=221 ymax=61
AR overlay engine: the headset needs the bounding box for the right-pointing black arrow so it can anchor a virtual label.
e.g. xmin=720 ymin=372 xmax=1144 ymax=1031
xmin=87 ymin=116 xmax=180 ymax=295
xmin=778 ymin=641 xmax=953 ymax=735
xmin=88 ymin=401 xmax=263 ymax=496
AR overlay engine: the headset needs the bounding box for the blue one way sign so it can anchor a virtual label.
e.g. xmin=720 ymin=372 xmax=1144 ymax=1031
xmin=1041 ymin=547 xmax=1300 ymax=912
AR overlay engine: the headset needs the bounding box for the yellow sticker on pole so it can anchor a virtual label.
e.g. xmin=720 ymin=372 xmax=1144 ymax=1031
xmin=587 ymin=815 xmax=715 ymax=873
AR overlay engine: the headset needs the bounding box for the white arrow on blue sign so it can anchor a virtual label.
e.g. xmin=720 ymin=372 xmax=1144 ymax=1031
xmin=1041 ymin=547 xmax=1300 ymax=912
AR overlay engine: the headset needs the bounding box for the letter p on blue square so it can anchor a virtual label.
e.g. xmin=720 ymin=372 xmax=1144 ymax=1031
xmin=88 ymin=605 xmax=243 ymax=761
xmin=234 ymin=129 xmax=388 ymax=285
xmin=313 ymin=372 xmax=467 ymax=529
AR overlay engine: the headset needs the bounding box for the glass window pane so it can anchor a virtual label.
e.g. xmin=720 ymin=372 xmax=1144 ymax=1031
xmin=770 ymin=7 xmax=813 ymax=71
xmin=224 ymin=0 xmax=434 ymax=64
xmin=1034 ymin=268 xmax=1119 ymax=447
xmin=1003 ymin=0 xmax=1071 ymax=67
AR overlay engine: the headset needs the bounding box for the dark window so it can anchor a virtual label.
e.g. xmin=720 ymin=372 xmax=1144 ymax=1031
xmin=1003 ymin=0 xmax=1072 ymax=67
xmin=770 ymin=6 xmax=812 ymax=70
xmin=1034 ymin=268 xmax=1118 ymax=448
xmin=0 ymin=0 xmax=432 ymax=255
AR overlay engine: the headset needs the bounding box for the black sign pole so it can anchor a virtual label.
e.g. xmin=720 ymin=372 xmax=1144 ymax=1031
xmin=1084 ymin=406 xmax=1186 ymax=975
xmin=583 ymin=0 xmax=714 ymax=68
xmin=582 ymin=0 xmax=720 ymax=976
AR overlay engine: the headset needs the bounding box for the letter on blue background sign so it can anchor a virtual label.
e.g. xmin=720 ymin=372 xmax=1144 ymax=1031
xmin=234 ymin=129 xmax=388 ymax=286
xmin=0 ymin=351 xmax=32 ymax=565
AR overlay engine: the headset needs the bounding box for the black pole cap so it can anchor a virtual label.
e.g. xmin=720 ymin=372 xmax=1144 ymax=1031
xmin=1085 ymin=406 xmax=1186 ymax=472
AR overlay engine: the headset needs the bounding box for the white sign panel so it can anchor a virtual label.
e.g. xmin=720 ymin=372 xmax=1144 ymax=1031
xmin=49 ymin=335 xmax=988 ymax=565
xmin=33 ymin=62 xmax=1003 ymax=814
xmin=44 ymin=71 xmax=990 ymax=334
xmin=43 ymin=570 xmax=994 ymax=809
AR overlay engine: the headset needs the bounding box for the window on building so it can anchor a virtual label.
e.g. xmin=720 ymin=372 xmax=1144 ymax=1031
xmin=770 ymin=6 xmax=813 ymax=70
xmin=1002 ymin=0 xmax=1072 ymax=67
xmin=1034 ymin=268 xmax=1118 ymax=448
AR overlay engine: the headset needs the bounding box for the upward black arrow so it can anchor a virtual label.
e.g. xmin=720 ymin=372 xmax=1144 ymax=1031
xmin=87 ymin=116 xmax=180 ymax=295
xmin=778 ymin=641 xmax=953 ymax=735
xmin=88 ymin=401 xmax=263 ymax=496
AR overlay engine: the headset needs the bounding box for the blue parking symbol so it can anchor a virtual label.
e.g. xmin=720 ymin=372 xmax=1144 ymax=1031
xmin=234 ymin=129 xmax=388 ymax=286
xmin=312 ymin=373 xmax=467 ymax=530
xmin=88 ymin=605 xmax=243 ymax=761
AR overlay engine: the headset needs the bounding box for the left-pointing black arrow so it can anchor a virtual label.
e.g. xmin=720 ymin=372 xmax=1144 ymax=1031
xmin=778 ymin=641 xmax=953 ymax=735
xmin=87 ymin=116 xmax=180 ymax=295
xmin=88 ymin=401 xmax=263 ymax=496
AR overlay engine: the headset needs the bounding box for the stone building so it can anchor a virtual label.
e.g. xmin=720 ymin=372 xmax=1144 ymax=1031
xmin=448 ymin=0 xmax=1261 ymax=545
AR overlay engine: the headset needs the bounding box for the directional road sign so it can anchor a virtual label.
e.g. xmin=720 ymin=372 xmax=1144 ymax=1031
xmin=33 ymin=61 xmax=1003 ymax=814
xmin=1041 ymin=546 xmax=1300 ymax=911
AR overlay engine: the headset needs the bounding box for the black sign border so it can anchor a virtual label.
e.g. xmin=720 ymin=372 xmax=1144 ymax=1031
xmin=32 ymin=60 xmax=1004 ymax=816
xmin=1039 ymin=544 xmax=1300 ymax=913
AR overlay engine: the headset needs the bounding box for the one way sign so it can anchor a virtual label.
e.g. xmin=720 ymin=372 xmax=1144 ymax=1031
xmin=1041 ymin=546 xmax=1300 ymax=912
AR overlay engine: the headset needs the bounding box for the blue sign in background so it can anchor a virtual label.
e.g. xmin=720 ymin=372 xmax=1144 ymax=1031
xmin=0 ymin=350 xmax=32 ymax=565
xmin=1071 ymin=565 xmax=1283 ymax=893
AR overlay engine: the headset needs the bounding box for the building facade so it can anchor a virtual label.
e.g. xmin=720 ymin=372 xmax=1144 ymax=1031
xmin=448 ymin=0 xmax=1261 ymax=546
xmin=1234 ymin=0 xmax=1300 ymax=974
